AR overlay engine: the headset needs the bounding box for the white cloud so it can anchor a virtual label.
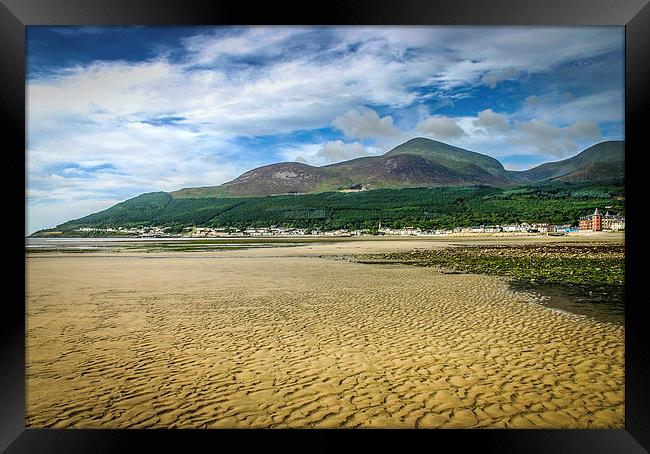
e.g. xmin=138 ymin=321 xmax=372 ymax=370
xmin=517 ymin=89 xmax=623 ymax=125
xmin=481 ymin=66 xmax=518 ymax=88
xmin=27 ymin=27 xmax=623 ymax=141
xmin=415 ymin=116 xmax=467 ymax=141
xmin=278 ymin=140 xmax=380 ymax=166
xmin=523 ymin=95 xmax=541 ymax=107
xmin=317 ymin=140 xmax=371 ymax=163
xmin=513 ymin=119 xmax=603 ymax=157
xmin=332 ymin=108 xmax=401 ymax=140
xmin=474 ymin=109 xmax=509 ymax=133
xmin=429 ymin=27 xmax=621 ymax=89
xmin=27 ymin=60 xmax=178 ymax=124
xmin=409 ymin=112 xmax=604 ymax=160
xmin=182 ymin=27 xmax=302 ymax=64
xmin=27 ymin=42 xmax=427 ymax=140
xmin=553 ymin=90 xmax=624 ymax=125
xmin=565 ymin=121 xmax=602 ymax=140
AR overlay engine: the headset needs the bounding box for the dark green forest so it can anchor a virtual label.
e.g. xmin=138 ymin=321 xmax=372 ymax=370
xmin=44 ymin=180 xmax=624 ymax=235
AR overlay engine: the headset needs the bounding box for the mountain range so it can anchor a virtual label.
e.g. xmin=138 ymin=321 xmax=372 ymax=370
xmin=32 ymin=138 xmax=624 ymax=236
xmin=171 ymin=138 xmax=624 ymax=198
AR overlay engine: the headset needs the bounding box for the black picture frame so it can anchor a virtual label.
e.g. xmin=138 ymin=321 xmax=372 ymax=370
xmin=4 ymin=0 xmax=649 ymax=452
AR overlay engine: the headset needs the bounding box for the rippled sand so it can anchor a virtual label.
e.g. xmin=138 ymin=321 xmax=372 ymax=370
xmin=26 ymin=239 xmax=624 ymax=428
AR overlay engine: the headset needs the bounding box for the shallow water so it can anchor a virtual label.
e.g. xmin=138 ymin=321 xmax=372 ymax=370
xmin=25 ymin=237 xmax=311 ymax=252
xmin=509 ymin=280 xmax=624 ymax=325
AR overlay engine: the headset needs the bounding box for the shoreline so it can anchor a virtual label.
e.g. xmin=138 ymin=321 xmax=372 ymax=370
xmin=25 ymin=232 xmax=624 ymax=254
xmin=27 ymin=230 xmax=624 ymax=241
xmin=343 ymin=240 xmax=624 ymax=325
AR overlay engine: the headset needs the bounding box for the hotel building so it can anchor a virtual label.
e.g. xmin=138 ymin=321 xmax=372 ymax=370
xmin=579 ymin=208 xmax=625 ymax=231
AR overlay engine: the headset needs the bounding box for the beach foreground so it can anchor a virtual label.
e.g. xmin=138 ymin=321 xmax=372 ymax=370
xmin=26 ymin=237 xmax=624 ymax=428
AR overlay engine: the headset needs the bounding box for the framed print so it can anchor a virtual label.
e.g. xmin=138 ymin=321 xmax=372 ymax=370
xmin=3 ymin=0 xmax=649 ymax=452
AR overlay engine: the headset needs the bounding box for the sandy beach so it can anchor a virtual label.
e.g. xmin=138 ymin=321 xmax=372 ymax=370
xmin=25 ymin=236 xmax=625 ymax=429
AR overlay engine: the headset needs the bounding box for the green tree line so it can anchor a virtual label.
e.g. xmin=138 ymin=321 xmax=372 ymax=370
xmin=50 ymin=180 xmax=624 ymax=234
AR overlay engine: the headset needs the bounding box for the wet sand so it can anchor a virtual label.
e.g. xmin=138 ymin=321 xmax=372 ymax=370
xmin=26 ymin=238 xmax=624 ymax=428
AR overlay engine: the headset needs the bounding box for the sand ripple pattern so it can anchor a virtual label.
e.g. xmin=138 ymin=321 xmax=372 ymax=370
xmin=26 ymin=253 xmax=624 ymax=428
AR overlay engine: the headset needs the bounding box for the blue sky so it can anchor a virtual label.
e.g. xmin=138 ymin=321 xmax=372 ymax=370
xmin=26 ymin=26 xmax=624 ymax=234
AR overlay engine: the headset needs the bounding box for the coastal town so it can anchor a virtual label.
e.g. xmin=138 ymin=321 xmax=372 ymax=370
xmin=72 ymin=208 xmax=624 ymax=238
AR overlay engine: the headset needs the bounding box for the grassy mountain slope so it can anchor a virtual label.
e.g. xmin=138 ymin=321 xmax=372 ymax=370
xmin=171 ymin=139 xmax=624 ymax=199
xmin=172 ymin=137 xmax=518 ymax=198
xmin=511 ymin=141 xmax=624 ymax=182
xmin=31 ymin=139 xmax=625 ymax=236
xmin=384 ymin=137 xmax=507 ymax=176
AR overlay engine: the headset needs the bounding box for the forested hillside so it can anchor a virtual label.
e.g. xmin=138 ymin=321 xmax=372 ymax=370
xmin=36 ymin=180 xmax=624 ymax=236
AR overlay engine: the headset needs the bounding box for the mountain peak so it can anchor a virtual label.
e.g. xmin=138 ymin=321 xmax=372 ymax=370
xmin=514 ymin=140 xmax=624 ymax=182
xmin=170 ymin=138 xmax=624 ymax=199
xmin=385 ymin=136 xmax=506 ymax=175
xmin=398 ymin=137 xmax=443 ymax=146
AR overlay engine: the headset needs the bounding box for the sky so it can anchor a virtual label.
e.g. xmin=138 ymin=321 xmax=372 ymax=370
xmin=26 ymin=26 xmax=624 ymax=234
